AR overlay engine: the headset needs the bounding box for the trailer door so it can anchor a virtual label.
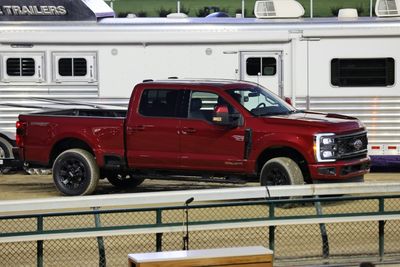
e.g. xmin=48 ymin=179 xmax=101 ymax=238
xmin=240 ymin=52 xmax=283 ymax=96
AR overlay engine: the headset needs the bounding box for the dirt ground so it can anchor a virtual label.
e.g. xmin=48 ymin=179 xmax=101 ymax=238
xmin=0 ymin=171 xmax=399 ymax=267
xmin=0 ymin=171 xmax=398 ymax=201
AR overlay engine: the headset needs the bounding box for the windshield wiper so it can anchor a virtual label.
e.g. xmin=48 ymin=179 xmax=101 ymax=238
xmin=288 ymin=110 xmax=303 ymax=114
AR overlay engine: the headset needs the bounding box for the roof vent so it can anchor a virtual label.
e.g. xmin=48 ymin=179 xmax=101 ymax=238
xmin=254 ymin=0 xmax=305 ymax=18
xmin=167 ymin=13 xmax=189 ymax=18
xmin=375 ymin=0 xmax=400 ymax=17
xmin=338 ymin=8 xmax=358 ymax=19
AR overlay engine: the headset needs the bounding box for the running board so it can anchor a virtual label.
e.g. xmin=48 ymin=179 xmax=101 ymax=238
xmin=137 ymin=174 xmax=248 ymax=184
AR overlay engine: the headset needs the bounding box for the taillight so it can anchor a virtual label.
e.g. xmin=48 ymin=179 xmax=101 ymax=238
xmin=16 ymin=121 xmax=26 ymax=147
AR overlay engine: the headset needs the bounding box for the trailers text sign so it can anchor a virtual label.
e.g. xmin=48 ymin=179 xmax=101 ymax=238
xmin=0 ymin=0 xmax=114 ymax=21
xmin=0 ymin=5 xmax=67 ymax=16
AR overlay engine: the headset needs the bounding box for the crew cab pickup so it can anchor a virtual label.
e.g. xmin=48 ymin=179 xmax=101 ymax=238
xmin=15 ymin=80 xmax=370 ymax=195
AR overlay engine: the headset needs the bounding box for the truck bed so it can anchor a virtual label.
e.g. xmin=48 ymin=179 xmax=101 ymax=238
xmin=19 ymin=109 xmax=127 ymax=167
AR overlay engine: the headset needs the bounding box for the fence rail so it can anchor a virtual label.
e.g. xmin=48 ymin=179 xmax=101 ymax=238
xmin=1 ymin=182 xmax=400 ymax=213
xmin=1 ymin=182 xmax=400 ymax=266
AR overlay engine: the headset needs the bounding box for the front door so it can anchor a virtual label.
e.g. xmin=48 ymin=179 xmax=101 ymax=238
xmin=240 ymin=51 xmax=283 ymax=96
xmin=180 ymin=90 xmax=246 ymax=173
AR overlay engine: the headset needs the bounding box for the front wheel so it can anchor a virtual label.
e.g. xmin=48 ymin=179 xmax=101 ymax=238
xmin=104 ymin=172 xmax=145 ymax=188
xmin=260 ymin=157 xmax=304 ymax=186
xmin=53 ymin=149 xmax=99 ymax=196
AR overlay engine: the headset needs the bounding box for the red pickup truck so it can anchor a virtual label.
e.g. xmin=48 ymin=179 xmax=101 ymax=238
xmin=15 ymin=80 xmax=370 ymax=195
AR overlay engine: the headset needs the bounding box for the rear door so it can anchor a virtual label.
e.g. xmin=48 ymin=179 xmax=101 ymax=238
xmin=240 ymin=51 xmax=283 ymax=96
xmin=125 ymin=87 xmax=184 ymax=169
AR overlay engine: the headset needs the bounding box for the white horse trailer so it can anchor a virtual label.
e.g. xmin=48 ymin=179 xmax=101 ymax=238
xmin=0 ymin=0 xmax=399 ymax=168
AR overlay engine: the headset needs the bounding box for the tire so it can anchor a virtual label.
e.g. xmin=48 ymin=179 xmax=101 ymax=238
xmin=260 ymin=157 xmax=304 ymax=205
xmin=0 ymin=137 xmax=14 ymax=174
xmin=52 ymin=149 xmax=99 ymax=196
xmin=104 ymin=172 xmax=145 ymax=188
xmin=260 ymin=157 xmax=304 ymax=186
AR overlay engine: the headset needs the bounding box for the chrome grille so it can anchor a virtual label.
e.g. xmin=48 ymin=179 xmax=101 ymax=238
xmin=336 ymin=131 xmax=368 ymax=159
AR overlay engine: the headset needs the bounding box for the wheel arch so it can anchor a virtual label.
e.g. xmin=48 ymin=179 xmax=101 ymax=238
xmin=50 ymin=138 xmax=94 ymax=166
xmin=256 ymin=146 xmax=311 ymax=183
xmin=0 ymin=134 xmax=14 ymax=161
xmin=0 ymin=133 xmax=15 ymax=146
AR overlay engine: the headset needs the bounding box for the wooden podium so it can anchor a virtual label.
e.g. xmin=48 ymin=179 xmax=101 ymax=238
xmin=128 ymin=246 xmax=273 ymax=267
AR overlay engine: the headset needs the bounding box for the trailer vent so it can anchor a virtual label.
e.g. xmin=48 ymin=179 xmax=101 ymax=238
xmin=375 ymin=0 xmax=400 ymax=17
xmin=254 ymin=0 xmax=305 ymax=18
xmin=6 ymin=58 xmax=35 ymax=77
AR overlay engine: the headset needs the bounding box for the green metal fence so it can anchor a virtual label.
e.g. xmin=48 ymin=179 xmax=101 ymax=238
xmin=1 ymin=194 xmax=400 ymax=266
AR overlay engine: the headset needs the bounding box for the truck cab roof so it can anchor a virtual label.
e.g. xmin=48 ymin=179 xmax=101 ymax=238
xmin=139 ymin=79 xmax=260 ymax=90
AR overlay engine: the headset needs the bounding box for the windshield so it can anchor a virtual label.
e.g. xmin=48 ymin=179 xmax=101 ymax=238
xmin=226 ymin=86 xmax=297 ymax=116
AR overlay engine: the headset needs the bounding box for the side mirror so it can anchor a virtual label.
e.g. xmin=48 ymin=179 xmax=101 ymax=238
xmin=212 ymin=104 xmax=232 ymax=126
xmin=284 ymin=97 xmax=293 ymax=106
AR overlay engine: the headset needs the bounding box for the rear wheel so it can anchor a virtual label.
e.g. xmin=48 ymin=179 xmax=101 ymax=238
xmin=0 ymin=137 xmax=13 ymax=174
xmin=104 ymin=171 xmax=145 ymax=188
xmin=52 ymin=149 xmax=99 ymax=196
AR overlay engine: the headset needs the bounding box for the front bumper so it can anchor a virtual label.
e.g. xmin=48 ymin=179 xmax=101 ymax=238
xmin=309 ymin=156 xmax=370 ymax=181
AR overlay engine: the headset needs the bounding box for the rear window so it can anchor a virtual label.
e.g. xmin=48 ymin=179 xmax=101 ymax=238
xmin=139 ymin=89 xmax=185 ymax=118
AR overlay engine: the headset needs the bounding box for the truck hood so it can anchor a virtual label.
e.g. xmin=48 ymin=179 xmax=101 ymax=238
xmin=262 ymin=110 xmax=365 ymax=133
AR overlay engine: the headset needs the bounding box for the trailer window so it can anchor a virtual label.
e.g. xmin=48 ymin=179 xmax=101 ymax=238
xmin=52 ymin=52 xmax=97 ymax=83
xmin=331 ymin=58 xmax=395 ymax=87
xmin=246 ymin=57 xmax=276 ymax=76
xmin=58 ymin=58 xmax=87 ymax=76
xmin=6 ymin=58 xmax=35 ymax=76
xmin=1 ymin=53 xmax=45 ymax=83
xmin=139 ymin=89 xmax=184 ymax=118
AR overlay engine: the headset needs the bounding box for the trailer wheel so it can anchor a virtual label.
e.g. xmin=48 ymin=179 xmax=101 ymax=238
xmin=260 ymin=157 xmax=304 ymax=186
xmin=0 ymin=137 xmax=13 ymax=174
xmin=105 ymin=172 xmax=145 ymax=188
xmin=52 ymin=149 xmax=99 ymax=196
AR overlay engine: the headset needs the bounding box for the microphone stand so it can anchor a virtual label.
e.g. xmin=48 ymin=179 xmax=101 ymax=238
xmin=183 ymin=197 xmax=194 ymax=250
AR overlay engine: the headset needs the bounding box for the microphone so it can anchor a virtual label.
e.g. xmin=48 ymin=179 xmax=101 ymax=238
xmin=185 ymin=197 xmax=194 ymax=205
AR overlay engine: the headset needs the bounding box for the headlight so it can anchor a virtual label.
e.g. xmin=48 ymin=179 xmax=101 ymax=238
xmin=315 ymin=133 xmax=337 ymax=162
xmin=321 ymin=137 xmax=334 ymax=145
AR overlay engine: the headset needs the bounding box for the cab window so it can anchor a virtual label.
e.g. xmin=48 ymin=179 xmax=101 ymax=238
xmin=188 ymin=91 xmax=237 ymax=121
xmin=139 ymin=89 xmax=185 ymax=118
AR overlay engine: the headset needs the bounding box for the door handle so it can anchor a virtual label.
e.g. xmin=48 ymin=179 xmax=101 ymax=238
xmin=133 ymin=125 xmax=146 ymax=131
xmin=127 ymin=125 xmax=146 ymax=134
xmin=182 ymin=127 xmax=197 ymax=134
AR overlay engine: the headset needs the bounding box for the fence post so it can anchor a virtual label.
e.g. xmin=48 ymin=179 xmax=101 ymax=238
xmin=268 ymin=202 xmax=275 ymax=251
xmin=37 ymin=216 xmax=43 ymax=267
xmin=314 ymin=196 xmax=329 ymax=259
xmin=379 ymin=198 xmax=385 ymax=260
xmin=156 ymin=209 xmax=163 ymax=252
xmin=93 ymin=207 xmax=106 ymax=267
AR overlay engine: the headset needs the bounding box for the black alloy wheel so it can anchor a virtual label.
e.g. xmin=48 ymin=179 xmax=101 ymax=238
xmin=53 ymin=149 xmax=99 ymax=196
xmin=260 ymin=157 xmax=304 ymax=204
xmin=264 ymin=163 xmax=291 ymax=185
